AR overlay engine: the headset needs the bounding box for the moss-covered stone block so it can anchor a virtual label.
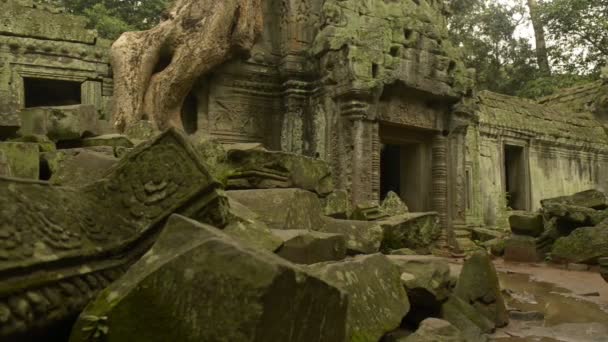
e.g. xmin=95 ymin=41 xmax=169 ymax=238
xmin=320 ymin=217 xmax=384 ymax=255
xmin=509 ymin=212 xmax=544 ymax=237
xmin=70 ymin=215 xmax=349 ymax=342
xmin=378 ymin=212 xmax=441 ymax=252
xmin=551 ymin=223 xmax=608 ymax=264
xmin=272 ymin=229 xmax=346 ymax=264
xmin=0 ymin=141 xmax=38 ymax=179
xmin=42 ymin=148 xmax=117 ymax=186
xmin=307 ymin=254 xmax=410 ymax=342
xmin=20 ymin=105 xmax=99 ymax=141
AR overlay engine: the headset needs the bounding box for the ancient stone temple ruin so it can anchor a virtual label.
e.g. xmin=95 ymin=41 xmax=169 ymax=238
xmin=1 ymin=0 xmax=608 ymax=341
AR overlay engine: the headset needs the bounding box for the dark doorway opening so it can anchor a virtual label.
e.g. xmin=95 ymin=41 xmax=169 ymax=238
xmin=381 ymin=144 xmax=401 ymax=200
xmin=181 ymin=91 xmax=198 ymax=135
xmin=504 ymin=144 xmax=528 ymax=210
xmin=380 ymin=142 xmax=427 ymax=211
xmin=24 ymin=78 xmax=81 ymax=108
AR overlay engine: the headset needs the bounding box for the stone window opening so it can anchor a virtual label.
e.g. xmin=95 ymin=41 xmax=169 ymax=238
xmin=504 ymin=144 xmax=529 ymax=211
xmin=181 ymin=90 xmax=198 ymax=135
xmin=24 ymin=77 xmax=81 ymax=108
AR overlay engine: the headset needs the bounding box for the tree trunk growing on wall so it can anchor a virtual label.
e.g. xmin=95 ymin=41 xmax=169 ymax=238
xmin=527 ymin=0 xmax=551 ymax=76
xmin=111 ymin=0 xmax=263 ymax=132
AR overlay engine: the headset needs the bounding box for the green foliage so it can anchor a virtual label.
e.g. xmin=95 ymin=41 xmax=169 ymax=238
xmin=541 ymin=0 xmax=608 ymax=74
xmin=449 ymin=0 xmax=604 ymax=98
xmin=60 ymin=0 xmax=169 ymax=39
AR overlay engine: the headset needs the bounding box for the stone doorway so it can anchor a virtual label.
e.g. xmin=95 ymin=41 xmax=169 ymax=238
xmin=379 ymin=125 xmax=433 ymax=212
xmin=24 ymin=78 xmax=81 ymax=108
xmin=504 ymin=144 xmax=530 ymax=210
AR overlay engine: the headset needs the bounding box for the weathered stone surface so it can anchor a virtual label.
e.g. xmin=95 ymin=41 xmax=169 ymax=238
xmin=0 ymin=109 xmax=20 ymax=139
xmin=541 ymin=189 xmax=608 ymax=210
xmin=272 ymin=229 xmax=346 ymax=264
xmin=222 ymin=197 xmax=283 ymax=252
xmin=441 ymin=296 xmax=492 ymax=342
xmin=0 ymin=150 xmax=10 ymax=176
xmin=0 ymin=141 xmax=38 ymax=179
xmin=11 ymin=134 xmax=56 ymax=152
xmin=352 ymin=201 xmax=390 ymax=221
xmin=0 ymin=129 xmax=224 ymax=340
xmin=188 ymin=134 xmax=230 ymax=182
xmin=378 ymin=213 xmax=441 ymax=252
xmin=542 ymin=202 xmax=608 ymax=228
xmin=509 ymin=212 xmax=544 ymax=237
xmin=42 ymin=148 xmax=118 ymax=186
xmin=226 ymin=149 xmax=334 ymax=196
xmin=599 ymin=257 xmax=608 ymax=282
xmin=81 ymin=134 xmax=134 ymax=148
xmin=381 ymin=191 xmax=409 ymax=216
xmin=307 ymin=254 xmax=410 ymax=342
xmin=70 ymin=215 xmax=349 ymax=342
xmin=227 ymin=189 xmax=325 ymax=230
xmin=454 ymin=251 xmax=508 ymax=328
xmin=20 ymin=105 xmax=99 ymax=141
xmin=323 ymin=189 xmax=351 ymax=219
xmin=551 ymin=223 xmax=608 ymax=264
xmin=403 ymin=318 xmax=466 ymax=342
xmin=389 ymin=255 xmax=451 ymax=325
xmin=124 ymin=120 xmax=160 ymax=141
xmin=481 ymin=238 xmax=506 ymax=257
xmin=389 ymin=248 xmax=418 ymax=256
xmin=471 ymin=227 xmax=504 ymax=242
xmin=504 ymin=235 xmax=542 ymax=262
xmin=320 ymin=217 xmax=384 ymax=255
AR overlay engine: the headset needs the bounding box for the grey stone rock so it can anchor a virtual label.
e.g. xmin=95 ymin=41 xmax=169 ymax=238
xmin=70 ymin=215 xmax=349 ymax=342
xmin=504 ymin=235 xmax=542 ymax=262
xmin=403 ymin=318 xmax=466 ymax=342
xmin=307 ymin=254 xmax=410 ymax=342
xmin=454 ymin=251 xmax=508 ymax=328
xmin=42 ymin=148 xmax=118 ymax=186
xmin=441 ymin=296 xmax=492 ymax=342
xmin=227 ymin=188 xmax=325 ymax=230
xmin=378 ymin=213 xmax=441 ymax=252
xmin=0 ymin=141 xmax=38 ymax=179
xmin=541 ymin=189 xmax=608 ymax=210
xmin=20 ymin=105 xmax=99 ymax=141
xmin=509 ymin=212 xmax=544 ymax=237
xmin=323 ymin=189 xmax=351 ymax=219
xmin=381 ymin=191 xmax=409 ymax=216
xmin=551 ymin=223 xmax=608 ymax=264
xmin=272 ymin=229 xmax=346 ymax=264
xmin=223 ymin=197 xmax=283 ymax=252
xmin=320 ymin=217 xmax=384 ymax=255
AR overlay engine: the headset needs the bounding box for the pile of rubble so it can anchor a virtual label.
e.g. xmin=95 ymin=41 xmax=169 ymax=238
xmin=0 ymin=124 xmax=509 ymax=341
xmin=505 ymin=190 xmax=608 ymax=270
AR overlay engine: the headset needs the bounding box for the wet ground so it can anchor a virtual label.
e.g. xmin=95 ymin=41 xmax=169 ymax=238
xmin=481 ymin=261 xmax=608 ymax=342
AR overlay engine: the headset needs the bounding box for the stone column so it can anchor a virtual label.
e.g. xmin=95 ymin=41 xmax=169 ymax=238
xmin=431 ymin=133 xmax=450 ymax=251
xmin=448 ymin=126 xmax=471 ymax=251
xmin=338 ymin=97 xmax=376 ymax=205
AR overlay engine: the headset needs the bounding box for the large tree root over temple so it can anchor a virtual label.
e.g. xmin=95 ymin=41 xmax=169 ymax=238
xmin=111 ymin=0 xmax=263 ymax=132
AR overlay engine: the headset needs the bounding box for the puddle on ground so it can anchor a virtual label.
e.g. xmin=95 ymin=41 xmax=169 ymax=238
xmin=491 ymin=272 xmax=608 ymax=342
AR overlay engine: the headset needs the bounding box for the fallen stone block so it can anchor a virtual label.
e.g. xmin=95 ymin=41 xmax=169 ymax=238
xmin=222 ymin=197 xmax=283 ymax=252
xmin=381 ymin=191 xmax=409 ymax=216
xmin=441 ymin=295 xmax=492 ymax=342
xmin=541 ymin=189 xmax=608 ymax=210
xmin=389 ymin=255 xmax=452 ymax=325
xmin=227 ymin=188 xmax=325 ymax=230
xmin=320 ymin=217 xmax=384 ymax=255
xmin=0 ymin=128 xmax=224 ymax=340
xmin=0 ymin=141 xmax=38 ymax=179
xmin=352 ymin=201 xmax=390 ymax=221
xmin=322 ymin=189 xmax=351 ymax=218
xmin=402 ymin=318 xmax=466 ymax=342
xmin=81 ymin=134 xmax=134 ymax=148
xmin=542 ymin=202 xmax=608 ymax=228
xmin=69 ymin=215 xmax=349 ymax=342
xmin=272 ymin=229 xmax=346 ymax=264
xmin=226 ymin=148 xmax=334 ymax=195
xmin=551 ymin=224 xmax=608 ymax=264
xmin=20 ymin=105 xmax=99 ymax=141
xmin=481 ymin=238 xmax=506 ymax=257
xmin=504 ymin=235 xmax=542 ymax=262
xmin=471 ymin=227 xmax=505 ymax=242
xmin=454 ymin=251 xmax=508 ymax=328
xmin=306 ymin=254 xmax=410 ymax=342
xmin=509 ymin=212 xmax=544 ymax=237
xmin=42 ymin=148 xmax=118 ymax=186
xmin=377 ymin=212 xmax=441 ymax=252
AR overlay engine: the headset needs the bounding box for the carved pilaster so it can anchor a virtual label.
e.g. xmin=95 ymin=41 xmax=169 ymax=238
xmin=280 ymin=79 xmax=310 ymax=154
xmin=448 ymin=126 xmax=469 ymax=249
xmin=337 ymin=98 xmax=376 ymax=205
xmin=432 ymin=133 xmax=449 ymax=250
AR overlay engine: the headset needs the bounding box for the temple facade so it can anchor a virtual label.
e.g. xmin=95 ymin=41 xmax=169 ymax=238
xmin=0 ymin=0 xmax=607 ymax=250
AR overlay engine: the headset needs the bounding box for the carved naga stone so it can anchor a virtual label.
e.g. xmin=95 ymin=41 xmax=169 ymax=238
xmin=111 ymin=0 xmax=263 ymax=133
xmin=0 ymin=129 xmax=226 ymax=340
